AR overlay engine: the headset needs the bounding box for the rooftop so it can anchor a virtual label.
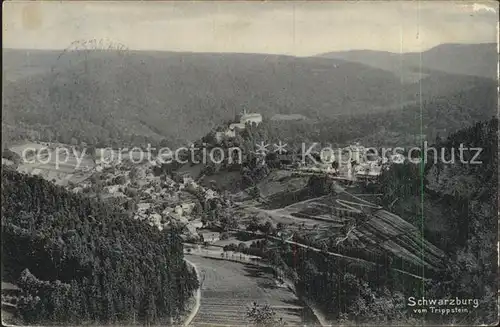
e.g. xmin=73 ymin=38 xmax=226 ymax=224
xmin=241 ymin=112 xmax=262 ymax=119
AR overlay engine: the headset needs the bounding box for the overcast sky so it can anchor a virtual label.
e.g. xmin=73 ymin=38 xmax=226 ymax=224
xmin=3 ymin=1 xmax=498 ymax=56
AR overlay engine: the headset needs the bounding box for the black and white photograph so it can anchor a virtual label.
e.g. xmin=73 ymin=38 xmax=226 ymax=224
xmin=1 ymin=1 xmax=499 ymax=326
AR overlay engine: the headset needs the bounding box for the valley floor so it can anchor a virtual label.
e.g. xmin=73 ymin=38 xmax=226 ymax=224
xmin=185 ymin=254 xmax=319 ymax=326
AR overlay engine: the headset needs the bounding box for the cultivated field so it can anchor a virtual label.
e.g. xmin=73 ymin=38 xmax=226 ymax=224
xmin=186 ymin=255 xmax=318 ymax=326
xmin=257 ymin=170 xmax=309 ymax=198
xmin=237 ymin=179 xmax=446 ymax=272
xmin=9 ymin=142 xmax=95 ymax=186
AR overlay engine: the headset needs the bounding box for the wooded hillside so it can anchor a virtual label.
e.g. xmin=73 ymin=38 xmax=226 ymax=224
xmin=1 ymin=169 xmax=198 ymax=325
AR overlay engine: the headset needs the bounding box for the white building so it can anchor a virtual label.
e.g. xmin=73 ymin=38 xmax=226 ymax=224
xmin=104 ymin=185 xmax=121 ymax=194
xmin=1 ymin=158 xmax=14 ymax=166
xmin=181 ymin=202 xmax=196 ymax=215
xmin=391 ymin=153 xmax=405 ymax=164
xmin=356 ymin=161 xmax=382 ymax=177
xmin=174 ymin=205 xmax=183 ymax=215
xmin=148 ymin=213 xmax=163 ymax=230
xmin=240 ymin=110 xmax=263 ymax=126
xmin=215 ymin=109 xmax=263 ymax=142
xmin=343 ymin=143 xmax=366 ymax=163
xmin=204 ymin=189 xmax=217 ymax=200
xmin=320 ymin=149 xmax=335 ymax=163
xmin=216 ymin=125 xmax=240 ymax=142
xmin=229 ymin=122 xmax=246 ymax=130
xmin=215 ymin=110 xmax=262 ymax=142
xmin=201 ymin=232 xmax=220 ymax=243
xmin=95 ymin=148 xmax=116 ymax=164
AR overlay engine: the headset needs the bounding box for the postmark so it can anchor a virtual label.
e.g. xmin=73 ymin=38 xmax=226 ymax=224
xmin=49 ymin=38 xmax=130 ymax=102
xmin=51 ymin=38 xmax=129 ymax=72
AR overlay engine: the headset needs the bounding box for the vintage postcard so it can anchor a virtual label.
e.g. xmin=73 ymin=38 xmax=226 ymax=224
xmin=2 ymin=1 xmax=499 ymax=326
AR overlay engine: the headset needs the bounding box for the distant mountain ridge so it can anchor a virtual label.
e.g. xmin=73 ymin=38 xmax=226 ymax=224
xmin=2 ymin=45 xmax=496 ymax=148
xmin=318 ymin=43 xmax=497 ymax=81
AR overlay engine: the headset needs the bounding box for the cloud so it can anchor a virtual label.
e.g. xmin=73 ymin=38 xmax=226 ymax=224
xmin=460 ymin=2 xmax=498 ymax=14
xmin=472 ymin=3 xmax=497 ymax=13
xmin=2 ymin=1 xmax=497 ymax=55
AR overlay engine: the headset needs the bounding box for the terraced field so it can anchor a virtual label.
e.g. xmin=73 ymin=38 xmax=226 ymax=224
xmin=237 ymin=185 xmax=445 ymax=272
xmin=186 ymin=255 xmax=317 ymax=326
xmin=302 ymin=195 xmax=446 ymax=270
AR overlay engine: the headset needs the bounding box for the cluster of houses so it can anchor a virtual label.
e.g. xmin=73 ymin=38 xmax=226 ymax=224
xmin=68 ymin=155 xmax=221 ymax=235
xmin=296 ymin=143 xmax=407 ymax=180
xmin=131 ymin=175 xmax=219 ymax=232
xmin=135 ymin=199 xmax=197 ymax=231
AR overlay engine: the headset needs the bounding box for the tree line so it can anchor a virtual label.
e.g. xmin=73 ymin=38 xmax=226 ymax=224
xmin=1 ymin=169 xmax=199 ymax=325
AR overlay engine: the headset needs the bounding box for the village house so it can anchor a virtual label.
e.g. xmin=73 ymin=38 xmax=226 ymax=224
xmin=391 ymin=153 xmax=405 ymax=164
xmin=215 ymin=125 xmax=238 ymax=143
xmin=161 ymin=206 xmax=173 ymax=216
xmin=104 ymin=185 xmax=121 ymax=194
xmin=191 ymin=219 xmax=203 ymax=229
xmin=72 ymin=186 xmax=84 ymax=193
xmin=204 ymin=188 xmax=218 ymax=200
xmin=174 ymin=205 xmax=184 ymax=215
xmin=172 ymin=171 xmax=194 ymax=184
xmin=2 ymin=281 xmax=20 ymax=313
xmin=200 ymin=232 xmax=220 ymax=244
xmin=356 ymin=161 xmax=382 ymax=177
xmin=148 ymin=213 xmax=163 ymax=230
xmin=1 ymin=158 xmax=14 ymax=166
xmin=181 ymin=202 xmax=196 ymax=215
xmin=343 ymin=142 xmax=366 ymax=163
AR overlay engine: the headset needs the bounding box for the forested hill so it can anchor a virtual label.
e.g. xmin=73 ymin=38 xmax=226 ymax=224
xmin=2 ymin=48 xmax=493 ymax=148
xmin=1 ymin=169 xmax=198 ymax=325
xmin=319 ymin=43 xmax=497 ymax=80
xmin=374 ymin=118 xmax=498 ymax=324
xmin=225 ymin=79 xmax=496 ymax=149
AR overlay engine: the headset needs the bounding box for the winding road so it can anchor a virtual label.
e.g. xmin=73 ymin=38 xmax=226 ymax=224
xmin=183 ymin=259 xmax=201 ymax=326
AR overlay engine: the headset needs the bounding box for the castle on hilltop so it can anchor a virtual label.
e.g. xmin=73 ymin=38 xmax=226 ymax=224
xmin=239 ymin=109 xmax=263 ymax=125
xmin=216 ymin=109 xmax=262 ymax=141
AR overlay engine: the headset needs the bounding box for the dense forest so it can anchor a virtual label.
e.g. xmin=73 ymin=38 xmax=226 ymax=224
xmin=188 ymin=79 xmax=496 ymax=171
xmin=2 ymin=47 xmax=495 ymax=150
xmin=235 ymin=81 xmax=495 ymax=149
xmin=245 ymin=230 xmax=421 ymax=324
xmin=374 ymin=118 xmax=498 ymax=323
xmin=1 ymin=169 xmax=198 ymax=325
